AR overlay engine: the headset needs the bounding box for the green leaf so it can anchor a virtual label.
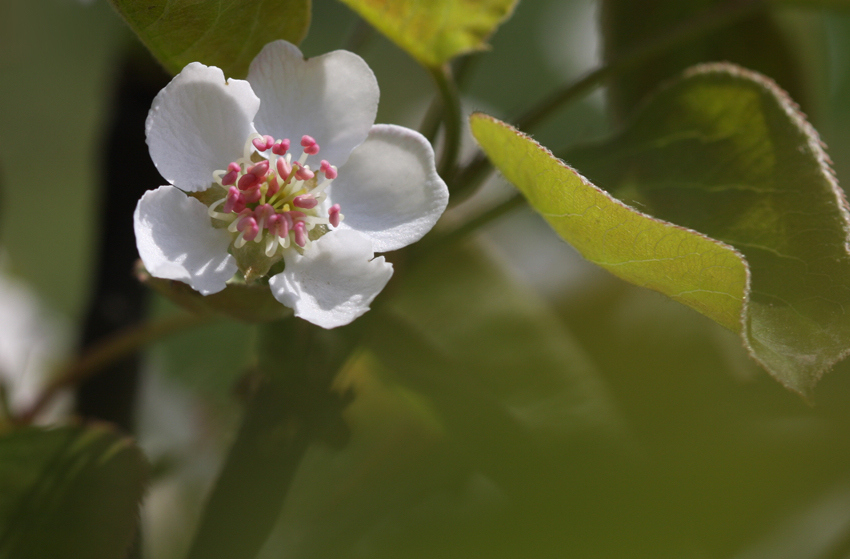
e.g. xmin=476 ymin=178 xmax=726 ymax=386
xmin=601 ymin=0 xmax=808 ymax=125
xmin=108 ymin=0 xmax=311 ymax=77
xmin=338 ymin=0 xmax=518 ymax=68
xmin=470 ymin=113 xmax=748 ymax=334
xmin=475 ymin=63 xmax=850 ymax=395
xmin=257 ymin=245 xmax=623 ymax=558
xmin=0 ymin=425 xmax=148 ymax=559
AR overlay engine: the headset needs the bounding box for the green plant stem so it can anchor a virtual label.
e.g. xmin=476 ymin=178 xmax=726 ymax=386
xmin=448 ymin=0 xmax=765 ymax=206
xmin=343 ymin=17 xmax=374 ymax=53
xmin=420 ymin=54 xmax=480 ymax=145
xmin=14 ymin=312 xmax=215 ymax=425
xmin=431 ymin=64 xmax=463 ymax=182
xmin=419 ymin=98 xmax=444 ymax=143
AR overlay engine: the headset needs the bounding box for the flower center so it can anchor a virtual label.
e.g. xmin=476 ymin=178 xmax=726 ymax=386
xmin=207 ymin=134 xmax=344 ymax=259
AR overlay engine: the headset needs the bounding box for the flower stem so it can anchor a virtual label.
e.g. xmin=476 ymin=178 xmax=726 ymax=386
xmin=448 ymin=0 xmax=765 ymax=205
xmin=14 ymin=311 xmax=215 ymax=425
xmin=431 ymin=64 xmax=463 ymax=183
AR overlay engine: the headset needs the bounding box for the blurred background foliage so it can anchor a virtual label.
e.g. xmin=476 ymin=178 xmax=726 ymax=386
xmin=7 ymin=0 xmax=850 ymax=558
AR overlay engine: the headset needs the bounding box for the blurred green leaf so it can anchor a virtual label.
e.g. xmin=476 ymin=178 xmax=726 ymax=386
xmin=549 ymin=63 xmax=850 ymax=396
xmin=380 ymin=244 xmax=619 ymax=443
xmin=256 ymin=244 xmax=623 ymax=558
xmin=0 ymin=425 xmax=148 ymax=559
xmin=772 ymin=0 xmax=850 ymax=7
xmin=107 ymin=0 xmax=311 ymax=77
xmin=601 ymin=0 xmax=808 ymax=125
xmin=186 ymin=319 xmax=355 ymax=559
xmin=338 ymin=0 xmax=518 ymax=68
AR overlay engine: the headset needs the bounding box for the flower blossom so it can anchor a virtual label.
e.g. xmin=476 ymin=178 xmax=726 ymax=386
xmin=134 ymin=41 xmax=448 ymax=328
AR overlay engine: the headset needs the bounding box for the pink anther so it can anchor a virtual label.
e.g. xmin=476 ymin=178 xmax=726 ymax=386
xmin=252 ymin=137 xmax=267 ymax=151
xmin=301 ymin=135 xmax=320 ymax=155
xmin=268 ymin=213 xmax=290 ymax=239
xmin=328 ymin=204 xmax=342 ymax=228
xmin=293 ymin=221 xmax=308 ymax=247
xmin=221 ymin=162 xmax=241 ymax=186
xmin=237 ymin=215 xmax=260 ymax=242
xmin=293 ymin=194 xmax=318 ymax=209
xmin=276 ymin=157 xmax=291 ymax=182
xmin=254 ymin=204 xmax=275 ymax=223
xmin=319 ymin=160 xmax=337 ymax=179
xmin=294 ymin=164 xmax=315 ymax=181
xmin=248 ymin=160 xmax=269 ymax=177
xmin=242 ymin=185 xmax=263 ymax=204
xmin=266 ymin=175 xmax=280 ymax=198
xmin=272 ymin=138 xmax=290 ymax=156
xmin=223 ymin=187 xmax=246 ymax=214
xmin=238 ymin=172 xmax=259 ymax=190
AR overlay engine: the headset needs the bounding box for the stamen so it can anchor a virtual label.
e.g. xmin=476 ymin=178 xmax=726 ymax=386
xmin=272 ymin=138 xmax=290 ymax=156
xmin=301 ymin=135 xmax=320 ymax=155
xmin=293 ymin=221 xmax=308 ymax=247
xmin=293 ymin=194 xmax=317 ymax=209
xmin=329 ymin=204 xmax=342 ymax=227
xmin=207 ymin=197 xmax=231 ymax=220
xmin=265 ymin=235 xmax=277 ymax=257
xmin=238 ymin=173 xmax=259 ymax=190
xmin=276 ymin=157 xmax=291 ymax=182
xmin=294 ymin=164 xmax=314 ymax=181
xmin=220 ymin=162 xmax=241 ymax=186
xmin=223 ymin=187 xmax=246 ymax=214
xmin=320 ymin=160 xmax=337 ymax=179
xmin=237 ymin=215 xmax=259 ymax=242
xmin=248 ymin=160 xmax=269 ymax=177
xmin=266 ymin=175 xmax=280 ymax=198
xmin=242 ymin=185 xmax=262 ymax=204
xmin=252 ymin=135 xmax=274 ymax=152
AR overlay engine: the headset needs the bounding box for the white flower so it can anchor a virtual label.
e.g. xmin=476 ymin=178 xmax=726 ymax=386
xmin=134 ymin=41 xmax=449 ymax=328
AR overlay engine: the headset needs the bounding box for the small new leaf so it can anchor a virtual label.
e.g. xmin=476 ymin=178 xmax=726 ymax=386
xmin=338 ymin=0 xmax=518 ymax=68
xmin=108 ymin=0 xmax=310 ymax=77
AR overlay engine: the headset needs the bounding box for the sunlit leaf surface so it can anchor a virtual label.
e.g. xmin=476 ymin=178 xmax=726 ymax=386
xmin=470 ymin=115 xmax=748 ymax=334
xmin=475 ymin=64 xmax=850 ymax=395
xmin=108 ymin=0 xmax=310 ymax=77
xmin=0 ymin=425 xmax=148 ymax=559
xmin=338 ymin=0 xmax=518 ymax=68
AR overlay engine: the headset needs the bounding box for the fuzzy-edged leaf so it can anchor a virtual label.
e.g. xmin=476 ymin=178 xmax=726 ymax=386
xmin=338 ymin=0 xmax=518 ymax=68
xmin=560 ymin=63 xmax=848 ymax=396
xmin=0 ymin=424 xmax=148 ymax=559
xmin=471 ymin=114 xmax=748 ymax=332
xmin=108 ymin=0 xmax=310 ymax=77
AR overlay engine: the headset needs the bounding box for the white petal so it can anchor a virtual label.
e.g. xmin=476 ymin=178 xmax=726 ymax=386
xmin=134 ymin=186 xmax=237 ymax=295
xmin=331 ymin=124 xmax=449 ymax=253
xmin=269 ymin=230 xmax=393 ymax=329
xmin=146 ymin=62 xmax=259 ymax=192
xmin=247 ymin=40 xmax=378 ymax=167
